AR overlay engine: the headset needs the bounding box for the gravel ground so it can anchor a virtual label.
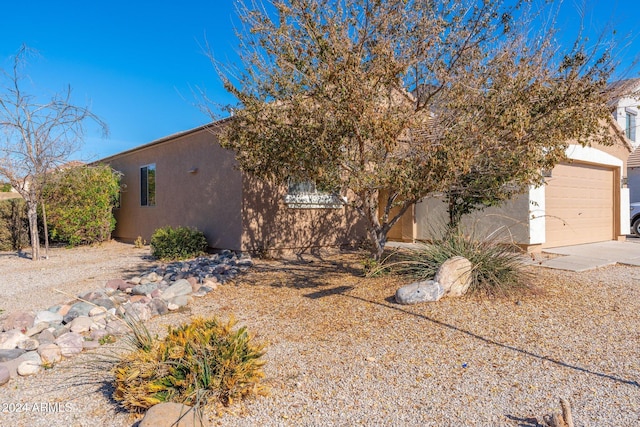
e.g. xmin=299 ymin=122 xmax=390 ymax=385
xmin=0 ymin=243 xmax=639 ymax=426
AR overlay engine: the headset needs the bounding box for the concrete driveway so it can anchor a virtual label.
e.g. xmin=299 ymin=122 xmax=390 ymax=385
xmin=535 ymin=238 xmax=640 ymax=271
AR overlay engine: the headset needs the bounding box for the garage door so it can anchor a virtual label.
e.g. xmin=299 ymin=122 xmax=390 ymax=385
xmin=544 ymin=162 xmax=615 ymax=248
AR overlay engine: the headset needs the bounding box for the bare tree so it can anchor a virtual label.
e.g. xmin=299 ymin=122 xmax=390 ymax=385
xmin=0 ymin=45 xmax=108 ymax=260
xmin=211 ymin=0 xmax=619 ymax=260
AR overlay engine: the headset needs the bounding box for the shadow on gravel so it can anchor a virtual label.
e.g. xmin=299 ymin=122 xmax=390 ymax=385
xmin=311 ymin=285 xmax=640 ymax=390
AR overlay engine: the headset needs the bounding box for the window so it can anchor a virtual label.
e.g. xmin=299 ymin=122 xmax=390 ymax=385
xmin=626 ymin=109 xmax=636 ymax=142
xmin=140 ymin=164 xmax=156 ymax=206
xmin=284 ymin=178 xmax=346 ymax=209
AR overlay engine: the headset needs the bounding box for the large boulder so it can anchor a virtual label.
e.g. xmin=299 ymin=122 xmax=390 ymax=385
xmin=160 ymin=279 xmax=193 ymax=301
xmin=435 ymin=256 xmax=473 ymax=297
xmin=395 ymin=280 xmax=444 ymax=305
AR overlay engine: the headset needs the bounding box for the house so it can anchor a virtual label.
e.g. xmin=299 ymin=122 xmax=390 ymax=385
xmin=99 ymin=121 xmax=366 ymax=254
xmin=393 ymin=118 xmax=633 ymax=251
xmin=609 ymin=79 xmax=640 ymax=202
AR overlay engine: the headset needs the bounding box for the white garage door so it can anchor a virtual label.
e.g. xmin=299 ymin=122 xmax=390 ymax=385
xmin=544 ymin=162 xmax=615 ymax=248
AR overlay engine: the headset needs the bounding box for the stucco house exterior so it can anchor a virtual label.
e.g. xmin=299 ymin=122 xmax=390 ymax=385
xmin=394 ymin=118 xmax=632 ymax=251
xmin=99 ymin=121 xmax=366 ymax=254
xmin=610 ymin=79 xmax=640 ymax=203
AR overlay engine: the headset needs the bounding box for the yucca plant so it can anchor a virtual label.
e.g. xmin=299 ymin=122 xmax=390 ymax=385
xmin=376 ymin=227 xmax=531 ymax=296
xmin=113 ymin=317 xmax=267 ymax=413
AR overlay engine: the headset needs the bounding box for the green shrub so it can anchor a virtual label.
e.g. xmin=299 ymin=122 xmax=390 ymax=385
xmin=378 ymin=228 xmax=530 ymax=296
xmin=113 ymin=317 xmax=267 ymax=412
xmin=42 ymin=164 xmax=120 ymax=246
xmin=150 ymin=226 xmax=207 ymax=260
xmin=0 ymin=198 xmax=29 ymax=251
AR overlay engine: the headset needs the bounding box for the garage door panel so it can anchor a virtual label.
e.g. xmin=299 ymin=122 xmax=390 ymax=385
xmin=544 ymin=162 xmax=614 ymax=248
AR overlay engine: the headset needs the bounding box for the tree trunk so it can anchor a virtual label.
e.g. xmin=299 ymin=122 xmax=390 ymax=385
xmin=41 ymin=201 xmax=49 ymax=259
xmin=26 ymin=200 xmax=40 ymax=261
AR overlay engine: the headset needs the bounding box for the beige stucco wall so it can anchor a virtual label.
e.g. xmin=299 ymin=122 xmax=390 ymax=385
xmin=103 ymin=127 xmax=244 ymax=251
xmin=241 ymin=176 xmax=367 ymax=254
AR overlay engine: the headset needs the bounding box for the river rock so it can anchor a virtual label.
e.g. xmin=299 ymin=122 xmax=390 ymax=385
xmin=139 ymin=402 xmax=204 ymax=427
xmin=395 ymin=280 xmax=444 ymax=305
xmin=34 ymin=310 xmax=64 ymax=326
xmin=17 ymin=338 xmax=39 ymax=351
xmin=2 ymin=312 xmax=34 ymax=332
xmin=25 ymin=322 xmax=50 ymax=337
xmin=17 ymin=353 xmax=42 ymax=376
xmin=36 ymin=329 xmax=56 ymax=344
xmin=161 ymin=279 xmax=192 ymax=301
xmin=132 ymin=283 xmax=158 ymax=296
xmin=63 ymin=302 xmax=94 ymax=324
xmin=0 ymin=365 xmax=9 ymax=385
xmin=0 ymin=330 xmax=29 ymax=350
xmin=38 ymin=343 xmax=62 ymax=365
xmin=54 ymin=332 xmax=84 ymax=357
xmin=0 ymin=348 xmax=26 ymax=362
xmin=435 ymin=256 xmax=473 ymax=297
xmin=69 ymin=316 xmax=94 ymax=333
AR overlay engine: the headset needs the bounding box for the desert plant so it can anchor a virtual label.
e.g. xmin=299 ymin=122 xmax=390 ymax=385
xmin=150 ymin=226 xmax=207 ymax=260
xmin=377 ymin=228 xmax=530 ymax=296
xmin=133 ymin=235 xmax=146 ymax=249
xmin=113 ymin=316 xmax=267 ymax=413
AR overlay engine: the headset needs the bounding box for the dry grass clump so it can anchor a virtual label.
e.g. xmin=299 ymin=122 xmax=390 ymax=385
xmin=113 ymin=317 xmax=267 ymax=413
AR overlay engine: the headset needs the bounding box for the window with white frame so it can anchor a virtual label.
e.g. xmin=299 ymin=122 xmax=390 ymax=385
xmin=284 ymin=178 xmax=346 ymax=209
xmin=626 ymin=108 xmax=636 ymax=142
xmin=140 ymin=164 xmax=156 ymax=206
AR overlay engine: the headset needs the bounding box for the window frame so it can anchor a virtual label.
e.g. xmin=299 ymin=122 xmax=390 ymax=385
xmin=140 ymin=163 xmax=156 ymax=207
xmin=626 ymin=108 xmax=637 ymax=142
xmin=284 ymin=178 xmax=346 ymax=209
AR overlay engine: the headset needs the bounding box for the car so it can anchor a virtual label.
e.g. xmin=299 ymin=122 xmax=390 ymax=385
xmin=631 ymin=202 xmax=640 ymax=235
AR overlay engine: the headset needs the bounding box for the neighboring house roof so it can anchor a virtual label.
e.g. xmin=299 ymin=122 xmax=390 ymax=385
xmin=97 ymin=118 xmax=232 ymax=164
xmin=607 ymin=78 xmax=640 ymax=108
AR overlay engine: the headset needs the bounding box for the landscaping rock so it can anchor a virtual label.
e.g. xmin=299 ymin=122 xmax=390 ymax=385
xmin=36 ymin=329 xmax=56 ymax=344
xmin=2 ymin=312 xmax=34 ymax=332
xmin=93 ymin=298 xmax=115 ymax=310
xmin=80 ymin=290 xmax=106 ymax=302
xmin=25 ymin=322 xmax=50 ymax=337
xmin=132 ymin=283 xmax=158 ymax=296
xmin=149 ymin=298 xmax=168 ymax=316
xmin=0 ymin=365 xmax=9 ymax=386
xmin=139 ymin=402 xmax=204 ymax=427
xmin=63 ymin=302 xmax=94 ymax=324
xmin=0 ymin=348 xmax=26 ymax=362
xmin=0 ymin=330 xmax=29 ymax=350
xmin=105 ymin=320 xmax=129 ymax=336
xmin=395 ymin=280 xmax=444 ymax=304
xmin=69 ymin=316 xmax=94 ymax=333
xmin=89 ymin=306 xmax=108 ymax=317
xmin=435 ymin=256 xmax=473 ymax=297
xmin=38 ymin=343 xmax=62 ymax=365
xmin=17 ymin=338 xmax=39 ymax=351
xmin=82 ymin=340 xmax=100 ymax=350
xmin=168 ymin=295 xmax=192 ymax=309
xmin=17 ymin=353 xmax=42 ymax=376
xmin=33 ymin=310 xmax=64 ymax=326
xmin=106 ymin=278 xmax=126 ymax=290
xmin=160 ymin=279 xmax=192 ymax=300
xmin=54 ymin=332 xmax=84 ymax=357
xmin=123 ymin=302 xmax=152 ymax=322
xmin=0 ymin=351 xmax=41 ymax=378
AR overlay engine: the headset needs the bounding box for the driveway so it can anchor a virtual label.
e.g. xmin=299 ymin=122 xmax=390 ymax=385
xmin=536 ymin=238 xmax=640 ymax=271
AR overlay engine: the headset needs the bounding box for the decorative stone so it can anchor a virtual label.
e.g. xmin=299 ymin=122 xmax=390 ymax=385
xmin=0 ymin=365 xmax=9 ymax=386
xmin=128 ymin=277 xmax=142 ymax=285
xmin=17 ymin=338 xmax=39 ymax=351
xmin=123 ymin=303 xmax=152 ymax=322
xmin=139 ymin=402 xmax=204 ymax=427
xmin=395 ymin=280 xmax=444 ymax=305
xmin=90 ymin=329 xmax=109 ymax=342
xmin=82 ymin=340 xmax=100 ymax=351
xmin=105 ymin=320 xmax=129 ymax=336
xmin=106 ymin=278 xmax=126 ymax=290
xmin=168 ymin=295 xmax=192 ymax=309
xmin=435 ymin=256 xmax=473 ymax=297
xmin=0 ymin=350 xmax=41 ymax=378
xmin=52 ymin=325 xmax=71 ymax=339
xmin=38 ymin=343 xmax=62 ymax=365
xmin=0 ymin=330 xmax=29 ymax=350
xmin=149 ymin=299 xmax=168 ymax=316
xmin=57 ymin=304 xmax=72 ymax=317
xmin=161 ymin=279 xmax=193 ymax=301
xmin=63 ymin=302 xmax=94 ymax=324
xmin=132 ymin=283 xmax=158 ymax=296
xmin=25 ymin=322 xmax=50 ymax=337
xmin=146 ymin=272 xmax=160 ymax=282
xmin=17 ymin=353 xmax=42 ymax=376
xmin=36 ymin=329 xmax=56 ymax=344
xmin=89 ymin=306 xmax=108 ymax=317
xmin=69 ymin=316 xmax=94 ymax=333
xmin=93 ymin=298 xmax=115 ymax=310
xmin=34 ymin=310 xmax=64 ymax=326
xmin=0 ymin=349 xmax=26 ymax=362
xmin=130 ymin=295 xmax=150 ymax=304
xmin=2 ymin=312 xmax=34 ymax=332
xmin=80 ymin=290 xmax=106 ymax=302
xmin=54 ymin=332 xmax=84 ymax=357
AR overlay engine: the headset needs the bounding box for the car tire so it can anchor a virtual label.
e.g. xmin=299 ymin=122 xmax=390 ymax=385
xmin=633 ymin=218 xmax=640 ymax=236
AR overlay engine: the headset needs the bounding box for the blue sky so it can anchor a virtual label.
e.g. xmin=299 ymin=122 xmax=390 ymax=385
xmin=1 ymin=0 xmax=639 ymax=161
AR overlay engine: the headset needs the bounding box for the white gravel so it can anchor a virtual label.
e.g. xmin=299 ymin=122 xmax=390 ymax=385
xmin=0 ymin=243 xmax=639 ymax=426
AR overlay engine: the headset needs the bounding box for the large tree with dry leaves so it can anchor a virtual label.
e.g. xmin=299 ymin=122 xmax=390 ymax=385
xmin=0 ymin=46 xmax=107 ymax=260
xmin=214 ymin=0 xmax=618 ymax=260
